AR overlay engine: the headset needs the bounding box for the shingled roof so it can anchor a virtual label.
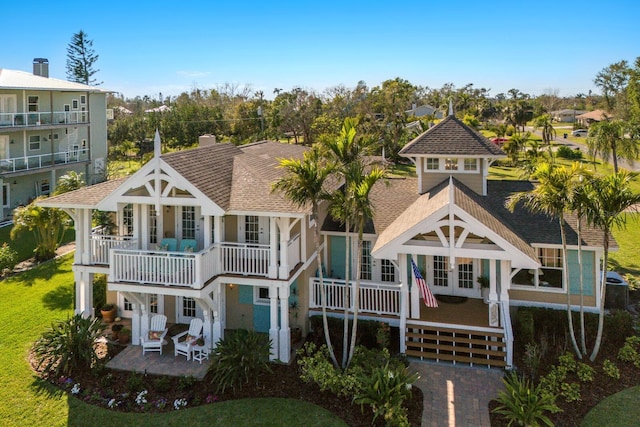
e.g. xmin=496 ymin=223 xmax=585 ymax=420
xmin=399 ymin=115 xmax=505 ymax=157
xmin=37 ymin=178 xmax=127 ymax=209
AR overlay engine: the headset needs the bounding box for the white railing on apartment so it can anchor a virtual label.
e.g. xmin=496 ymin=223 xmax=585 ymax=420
xmin=0 ymin=111 xmax=87 ymax=127
xmin=309 ymin=277 xmax=401 ymax=316
xmin=90 ymin=234 xmax=137 ymax=264
xmin=287 ymin=233 xmax=301 ymax=269
xmin=220 ymin=242 xmax=270 ymax=276
xmin=0 ymin=148 xmax=89 ymax=173
xmin=499 ymin=300 xmax=514 ymax=369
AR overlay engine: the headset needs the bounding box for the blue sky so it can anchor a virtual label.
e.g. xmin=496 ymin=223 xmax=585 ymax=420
xmin=3 ymin=0 xmax=639 ymax=100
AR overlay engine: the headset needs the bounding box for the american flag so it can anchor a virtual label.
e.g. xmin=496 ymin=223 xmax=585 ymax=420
xmin=411 ymin=259 xmax=438 ymax=308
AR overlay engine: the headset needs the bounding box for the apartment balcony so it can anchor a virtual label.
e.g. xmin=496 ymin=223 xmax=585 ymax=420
xmin=103 ymin=233 xmax=302 ymax=289
xmin=0 ymin=148 xmax=89 ymax=175
xmin=0 ymin=111 xmax=88 ymax=129
xmin=309 ymin=277 xmax=402 ymax=316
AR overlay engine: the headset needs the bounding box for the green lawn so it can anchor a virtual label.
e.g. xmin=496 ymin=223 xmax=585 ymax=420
xmin=581 ymin=386 xmax=640 ymax=427
xmin=0 ymin=254 xmax=347 ymax=427
xmin=0 ymin=223 xmax=75 ymax=263
xmin=610 ymin=213 xmax=640 ymax=277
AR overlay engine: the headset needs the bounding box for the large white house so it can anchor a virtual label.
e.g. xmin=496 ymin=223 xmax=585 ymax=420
xmin=0 ymin=58 xmax=108 ymax=220
xmin=40 ymin=114 xmax=610 ymax=368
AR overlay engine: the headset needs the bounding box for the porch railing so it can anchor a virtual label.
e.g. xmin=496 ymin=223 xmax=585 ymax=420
xmin=405 ymin=320 xmax=507 ymax=368
xmin=111 ymin=248 xmax=203 ymax=288
xmin=90 ymin=234 xmax=137 ymax=264
xmin=0 ymin=148 xmax=89 ymax=174
xmin=220 ymin=242 xmax=270 ymax=276
xmin=309 ymin=277 xmax=401 ymax=316
xmin=0 ymin=111 xmax=88 ymax=128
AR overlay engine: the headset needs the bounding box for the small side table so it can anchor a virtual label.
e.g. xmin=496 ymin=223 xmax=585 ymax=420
xmin=191 ymin=345 xmax=209 ymax=364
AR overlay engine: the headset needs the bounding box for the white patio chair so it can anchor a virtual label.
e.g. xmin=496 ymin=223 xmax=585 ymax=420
xmin=172 ymin=318 xmax=204 ymax=361
xmin=140 ymin=314 xmax=168 ymax=355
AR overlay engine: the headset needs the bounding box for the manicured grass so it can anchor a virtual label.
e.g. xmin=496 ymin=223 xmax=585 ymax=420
xmin=610 ymin=213 xmax=640 ymax=277
xmin=0 ymin=254 xmax=347 ymax=426
xmin=581 ymin=386 xmax=640 ymax=427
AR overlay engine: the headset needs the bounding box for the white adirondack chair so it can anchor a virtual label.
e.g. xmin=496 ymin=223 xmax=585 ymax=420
xmin=140 ymin=314 xmax=168 ymax=355
xmin=172 ymin=318 xmax=204 ymax=361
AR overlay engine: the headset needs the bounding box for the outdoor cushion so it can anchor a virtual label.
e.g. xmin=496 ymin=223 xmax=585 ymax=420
xmin=148 ymin=330 xmax=163 ymax=340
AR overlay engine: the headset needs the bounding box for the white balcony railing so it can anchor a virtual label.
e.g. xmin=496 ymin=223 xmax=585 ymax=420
xmin=0 ymin=148 xmax=89 ymax=174
xmin=220 ymin=242 xmax=270 ymax=276
xmin=90 ymin=235 xmax=137 ymax=265
xmin=0 ymin=111 xmax=88 ymax=128
xmin=309 ymin=277 xmax=401 ymax=316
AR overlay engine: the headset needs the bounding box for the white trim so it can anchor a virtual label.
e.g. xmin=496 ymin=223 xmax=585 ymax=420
xmin=509 ymin=299 xmax=600 ymax=313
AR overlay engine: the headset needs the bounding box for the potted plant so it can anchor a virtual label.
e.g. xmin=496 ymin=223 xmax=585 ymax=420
xmin=118 ymin=327 xmax=131 ymax=344
xmin=100 ymin=304 xmax=117 ymax=323
xmin=477 ymin=276 xmax=490 ymax=303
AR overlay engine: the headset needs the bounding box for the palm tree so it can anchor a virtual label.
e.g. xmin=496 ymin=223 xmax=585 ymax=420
xmin=324 ymin=118 xmax=378 ymax=368
xmin=272 ymin=147 xmax=339 ymax=367
xmin=587 ymin=120 xmax=639 ymax=172
xmin=534 ymin=115 xmax=556 ymax=145
xmin=580 ymin=171 xmax=640 ymax=360
xmin=506 ymin=162 xmax=582 ymax=358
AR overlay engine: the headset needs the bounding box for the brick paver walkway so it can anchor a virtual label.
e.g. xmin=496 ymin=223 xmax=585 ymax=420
xmin=410 ymin=361 xmax=505 ymax=427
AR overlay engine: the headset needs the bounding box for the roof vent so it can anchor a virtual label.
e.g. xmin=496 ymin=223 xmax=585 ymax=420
xmin=33 ymin=58 xmax=49 ymax=78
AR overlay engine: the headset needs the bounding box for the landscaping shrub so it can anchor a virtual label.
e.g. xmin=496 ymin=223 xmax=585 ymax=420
xmin=0 ymin=242 xmax=17 ymax=275
xmin=352 ymin=354 xmax=419 ymax=427
xmin=493 ymin=372 xmax=560 ymax=426
xmin=93 ymin=274 xmax=107 ymax=315
xmin=523 ymin=343 xmax=543 ymax=380
xmin=556 ymin=145 xmax=583 ymax=159
xmin=208 ymin=329 xmax=271 ymax=393
xmin=602 ymin=359 xmax=621 ymax=379
xmin=297 ymin=342 xmax=360 ymax=396
xmin=516 ymin=309 xmax=535 ymax=347
xmin=618 ymin=335 xmax=640 ymax=368
xmin=32 ymin=313 xmax=105 ymax=377
xmin=126 ymin=371 xmax=144 ymax=392
xmin=576 ymin=362 xmax=595 ymax=382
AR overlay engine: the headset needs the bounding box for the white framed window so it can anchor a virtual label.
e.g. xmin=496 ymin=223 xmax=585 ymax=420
xmin=538 ymin=247 xmax=563 ymax=289
xmin=433 ymin=256 xmax=449 ymax=287
xmin=81 ymin=106 xmax=87 ymax=122
xmin=80 ymin=95 xmax=86 ymax=104
xmin=181 ymin=297 xmax=196 ymax=318
xmin=64 ymin=104 xmax=70 ymax=112
xmin=457 ymin=257 xmax=474 ymax=289
xmin=150 ymin=294 xmax=159 ymax=314
xmin=463 ymin=158 xmax=478 ymax=171
xmin=245 ymin=215 xmax=259 ymax=244
xmin=122 ymin=204 xmax=134 ymax=236
xmin=425 ymin=158 xmax=439 ymax=170
xmin=361 ymin=241 xmax=372 ymax=281
xmin=149 ymin=205 xmax=158 ymax=244
xmin=445 ymin=158 xmax=459 ymax=170
xmin=28 ymin=96 xmax=39 ymax=112
xmin=51 ymin=133 xmax=59 ymax=140
xmin=254 ymin=287 xmax=270 ymax=305
xmin=28 ymin=135 xmax=41 ymax=151
xmin=72 ymin=99 xmax=79 ymax=110
xmin=182 ymin=206 xmax=196 ymax=240
xmin=381 ymin=259 xmax=395 ymax=283
xmin=123 ymin=298 xmax=133 ymax=311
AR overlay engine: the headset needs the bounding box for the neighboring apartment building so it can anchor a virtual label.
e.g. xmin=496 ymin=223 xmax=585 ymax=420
xmin=0 ymin=58 xmax=108 ymax=220
xmin=39 ymin=115 xmax=609 ymax=368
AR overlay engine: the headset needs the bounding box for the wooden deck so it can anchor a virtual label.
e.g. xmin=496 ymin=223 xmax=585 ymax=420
xmin=418 ymin=296 xmax=490 ymax=328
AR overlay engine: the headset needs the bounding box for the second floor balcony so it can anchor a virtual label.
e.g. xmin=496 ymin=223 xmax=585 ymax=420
xmin=0 ymin=148 xmax=89 ymax=175
xmin=93 ymin=232 xmax=302 ymax=289
xmin=0 ymin=111 xmax=88 ymax=128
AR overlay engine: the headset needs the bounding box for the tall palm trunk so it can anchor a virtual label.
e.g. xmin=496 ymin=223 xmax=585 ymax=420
xmin=314 ymin=203 xmax=338 ymax=368
xmin=346 ymin=230 xmax=363 ymax=368
xmin=577 ymin=215 xmax=587 ymax=356
xmin=341 ymin=227 xmax=351 ymax=369
xmin=561 ymin=219 xmax=581 ymax=358
xmin=590 ymin=228 xmax=610 ymax=361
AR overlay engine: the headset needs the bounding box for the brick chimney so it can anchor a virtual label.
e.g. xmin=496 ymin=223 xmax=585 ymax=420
xmin=33 ymin=58 xmax=49 ymax=78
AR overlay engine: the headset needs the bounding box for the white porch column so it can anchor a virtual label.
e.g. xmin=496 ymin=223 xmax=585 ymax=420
xmin=133 ymin=204 xmax=142 ymax=244
xmin=268 ymin=286 xmax=279 ymax=361
xmin=214 ymin=216 xmax=222 ymax=276
xmin=131 ymin=302 xmax=141 ymax=345
xmin=140 ymin=300 xmax=149 ymax=343
xmin=398 ymin=254 xmax=408 ymax=352
xmin=140 ymin=204 xmax=149 ymax=250
xmin=73 ymin=269 xmax=93 ymax=317
xmin=204 ymin=215 xmax=212 ymax=248
xmin=201 ymin=305 xmax=213 ymax=348
xmin=409 ymin=254 xmax=420 ymax=318
xmin=278 ymin=218 xmax=291 ymax=279
xmin=268 ymin=218 xmax=278 ymax=278
xmin=278 ymin=286 xmax=291 ymax=363
xmin=489 ymin=259 xmax=498 ymax=302
xmin=500 ymin=260 xmax=510 ymax=302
